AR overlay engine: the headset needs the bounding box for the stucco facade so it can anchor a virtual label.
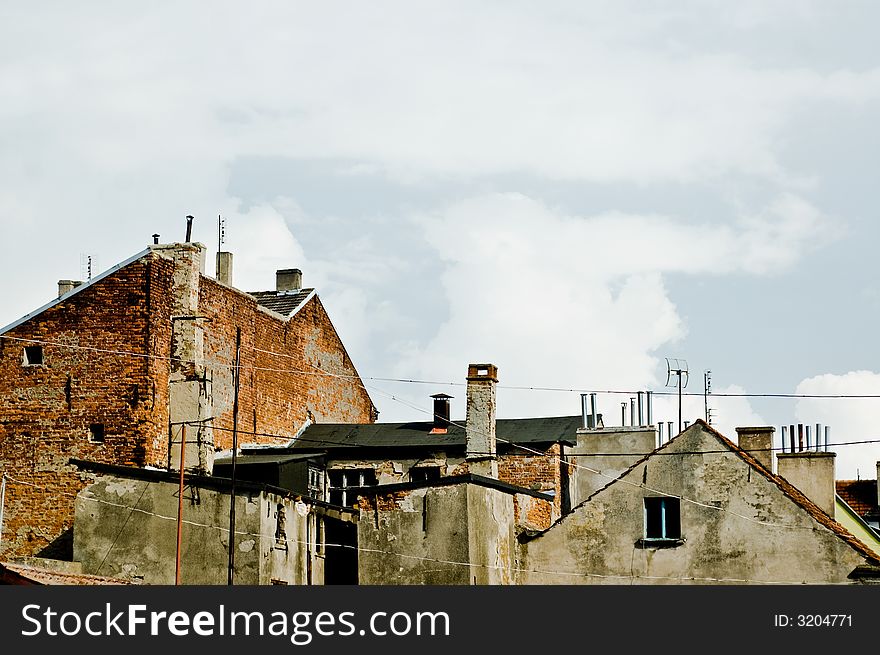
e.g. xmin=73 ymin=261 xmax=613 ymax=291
xmin=518 ymin=422 xmax=879 ymax=584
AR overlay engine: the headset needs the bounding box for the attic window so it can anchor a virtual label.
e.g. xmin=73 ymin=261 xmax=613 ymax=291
xmin=89 ymin=423 xmax=105 ymax=444
xmin=644 ymin=496 xmax=680 ymax=540
xmin=22 ymin=346 xmax=43 ymax=366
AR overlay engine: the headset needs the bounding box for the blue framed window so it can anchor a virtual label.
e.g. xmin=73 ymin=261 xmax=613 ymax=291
xmin=644 ymin=497 xmax=681 ymax=540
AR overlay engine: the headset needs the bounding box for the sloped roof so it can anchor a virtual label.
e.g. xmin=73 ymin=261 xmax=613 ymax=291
xmin=836 ymin=480 xmax=879 ymax=519
xmin=0 ymin=561 xmax=135 ymax=585
xmin=288 ymin=415 xmax=581 ymax=451
xmin=249 ymin=289 xmax=315 ymax=316
xmin=540 ymin=420 xmax=880 ymax=565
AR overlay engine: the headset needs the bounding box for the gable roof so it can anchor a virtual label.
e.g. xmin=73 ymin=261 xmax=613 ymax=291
xmin=0 ymin=247 xmax=151 ymax=336
xmin=249 ymin=289 xmax=315 ymax=317
xmin=536 ymin=419 xmax=880 ymax=565
xmin=836 ymin=480 xmax=879 ymax=520
xmin=287 ymin=415 xmax=581 ymax=451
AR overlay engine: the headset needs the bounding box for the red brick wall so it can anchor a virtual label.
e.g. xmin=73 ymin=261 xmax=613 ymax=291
xmin=0 ymin=251 xmax=375 ymax=558
xmin=0 ymin=255 xmax=174 ymax=557
xmin=198 ymin=278 xmax=376 ymax=450
xmin=498 ymin=443 xmax=563 ymax=515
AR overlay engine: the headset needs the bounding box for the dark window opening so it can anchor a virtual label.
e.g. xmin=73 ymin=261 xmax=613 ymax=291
xmin=328 ymin=468 xmax=377 ymax=507
xmin=275 ymin=503 xmax=287 ymax=547
xmin=644 ymin=496 xmax=680 ymax=540
xmin=22 ymin=345 xmax=43 ymax=366
xmin=308 ymin=467 xmax=325 ymax=501
xmin=410 ymin=466 xmax=442 ymax=483
xmin=89 ymin=423 xmax=105 ymax=444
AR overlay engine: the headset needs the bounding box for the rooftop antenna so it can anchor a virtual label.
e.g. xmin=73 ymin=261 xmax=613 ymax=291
xmin=80 ymin=253 xmax=98 ymax=281
xmin=218 ymin=213 xmax=227 ymax=252
xmin=665 ymin=357 xmax=689 ymax=435
xmin=704 ymin=370 xmax=712 ymax=425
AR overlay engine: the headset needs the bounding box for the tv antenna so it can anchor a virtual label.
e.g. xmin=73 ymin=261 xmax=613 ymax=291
xmin=665 ymin=358 xmax=689 ymax=435
xmin=704 ymin=370 xmax=712 ymax=424
xmin=80 ymin=253 xmax=98 ymax=281
xmin=218 ymin=214 xmax=227 ymax=251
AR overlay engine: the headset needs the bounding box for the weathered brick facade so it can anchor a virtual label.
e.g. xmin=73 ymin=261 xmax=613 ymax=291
xmin=0 ymin=243 xmax=375 ymax=558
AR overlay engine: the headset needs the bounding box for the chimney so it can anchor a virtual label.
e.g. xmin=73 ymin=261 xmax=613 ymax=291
xmin=465 ymin=363 xmax=498 ymax=477
xmin=276 ymin=268 xmax=302 ymax=293
xmin=216 ymin=251 xmax=233 ymax=286
xmin=57 ymin=280 xmax=83 ymax=298
xmin=430 ymin=393 xmax=452 ymax=433
xmin=736 ymin=426 xmax=775 ymax=472
xmin=777 ymin=450 xmax=837 ymax=516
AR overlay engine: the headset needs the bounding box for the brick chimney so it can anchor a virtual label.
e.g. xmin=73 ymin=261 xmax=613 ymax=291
xmin=216 ymin=251 xmax=233 ymax=286
xmin=777 ymin=451 xmax=837 ymax=516
xmin=153 ymin=242 xmax=214 ymax=475
xmin=465 ymin=364 xmax=498 ymax=477
xmin=57 ymin=280 xmax=83 ymax=298
xmin=736 ymin=426 xmax=775 ymax=472
xmin=276 ymin=268 xmax=302 ymax=293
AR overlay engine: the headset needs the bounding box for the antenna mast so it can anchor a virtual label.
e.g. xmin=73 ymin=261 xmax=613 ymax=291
xmin=665 ymin=358 xmax=689 ymax=435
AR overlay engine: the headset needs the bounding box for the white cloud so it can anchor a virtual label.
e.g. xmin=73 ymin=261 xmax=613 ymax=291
xmin=795 ymin=371 xmax=880 ymax=480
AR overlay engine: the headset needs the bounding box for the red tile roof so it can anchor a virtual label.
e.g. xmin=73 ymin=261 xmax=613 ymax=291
xmin=836 ymin=480 xmax=879 ymax=518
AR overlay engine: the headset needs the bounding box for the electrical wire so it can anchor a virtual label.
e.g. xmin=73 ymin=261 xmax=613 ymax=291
xmin=0 ymin=473 xmax=839 ymax=585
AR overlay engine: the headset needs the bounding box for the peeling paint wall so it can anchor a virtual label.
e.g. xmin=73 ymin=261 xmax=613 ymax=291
xmin=519 ymin=425 xmax=871 ymax=585
xmin=357 ymin=484 xmax=517 ymax=585
xmin=73 ymin=473 xmax=327 ymax=585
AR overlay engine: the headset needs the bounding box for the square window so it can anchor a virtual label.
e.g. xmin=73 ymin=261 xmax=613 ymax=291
xmin=89 ymin=423 xmax=105 ymax=444
xmin=328 ymin=468 xmax=377 ymax=506
xmin=644 ymin=497 xmax=680 ymax=540
xmin=22 ymin=345 xmax=43 ymax=366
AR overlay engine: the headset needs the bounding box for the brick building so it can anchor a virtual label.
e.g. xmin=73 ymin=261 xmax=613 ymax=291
xmin=0 ymin=239 xmax=376 ymax=558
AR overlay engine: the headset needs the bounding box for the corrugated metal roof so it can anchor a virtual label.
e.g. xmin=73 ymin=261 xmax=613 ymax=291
xmin=289 ymin=415 xmax=581 ymax=450
xmin=249 ymin=289 xmax=314 ymax=316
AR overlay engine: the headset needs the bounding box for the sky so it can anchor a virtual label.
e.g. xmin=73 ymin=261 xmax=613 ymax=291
xmin=2 ymin=1 xmax=880 ymax=478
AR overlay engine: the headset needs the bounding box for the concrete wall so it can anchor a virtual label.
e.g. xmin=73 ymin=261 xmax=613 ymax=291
xmin=567 ymin=426 xmax=656 ymax=507
xmin=520 ymin=424 xmax=871 ymax=585
xmin=73 ymin=473 xmax=326 ymax=585
xmin=357 ymin=484 xmax=518 ymax=585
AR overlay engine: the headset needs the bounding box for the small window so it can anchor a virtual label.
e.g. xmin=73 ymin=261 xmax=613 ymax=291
xmin=308 ymin=467 xmax=325 ymax=500
xmin=89 ymin=423 xmax=105 ymax=444
xmin=22 ymin=346 xmax=43 ymax=366
xmin=328 ymin=468 xmax=378 ymax=507
xmin=410 ymin=466 xmax=441 ymax=483
xmin=644 ymin=497 xmax=680 ymax=540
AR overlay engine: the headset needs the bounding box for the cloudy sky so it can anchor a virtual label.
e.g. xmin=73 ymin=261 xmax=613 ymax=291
xmin=2 ymin=1 xmax=879 ymax=478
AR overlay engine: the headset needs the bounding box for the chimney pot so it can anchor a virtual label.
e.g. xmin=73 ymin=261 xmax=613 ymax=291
xmin=430 ymin=393 xmax=452 ymax=432
xmin=276 ymin=268 xmax=303 ymax=293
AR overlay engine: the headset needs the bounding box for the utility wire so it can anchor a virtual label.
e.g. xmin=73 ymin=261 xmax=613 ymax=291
xmin=1 ymin=473 xmax=836 ymax=585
